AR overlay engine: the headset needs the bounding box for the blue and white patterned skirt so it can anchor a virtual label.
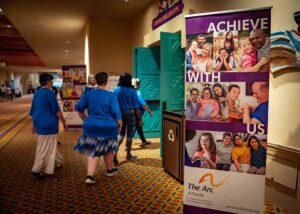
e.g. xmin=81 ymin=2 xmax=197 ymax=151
xmin=74 ymin=136 xmax=119 ymax=157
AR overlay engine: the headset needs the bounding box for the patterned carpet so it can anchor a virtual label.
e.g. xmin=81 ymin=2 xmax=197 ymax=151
xmin=0 ymin=96 xmax=287 ymax=214
xmin=0 ymin=97 xmax=184 ymax=213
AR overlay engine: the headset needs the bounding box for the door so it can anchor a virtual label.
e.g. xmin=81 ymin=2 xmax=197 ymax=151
xmin=160 ymin=32 xmax=185 ymax=154
xmin=134 ymin=47 xmax=161 ymax=138
xmin=160 ymin=32 xmax=185 ymax=111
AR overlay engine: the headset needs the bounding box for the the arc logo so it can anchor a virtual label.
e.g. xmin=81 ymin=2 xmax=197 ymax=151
xmin=198 ymin=173 xmax=227 ymax=188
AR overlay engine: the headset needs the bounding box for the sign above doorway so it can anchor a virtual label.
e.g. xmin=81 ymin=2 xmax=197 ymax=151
xmin=152 ymin=0 xmax=184 ymax=30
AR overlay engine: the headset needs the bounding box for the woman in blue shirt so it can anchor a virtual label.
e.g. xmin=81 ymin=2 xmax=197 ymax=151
xmin=74 ymin=72 xmax=122 ymax=184
xmin=131 ymin=78 xmax=153 ymax=146
xmin=30 ymin=73 xmax=67 ymax=179
xmin=114 ymin=73 xmax=143 ymax=163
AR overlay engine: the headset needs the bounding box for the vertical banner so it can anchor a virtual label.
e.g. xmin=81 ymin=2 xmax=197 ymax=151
xmin=184 ymin=8 xmax=271 ymax=214
xmin=61 ymin=65 xmax=87 ymax=129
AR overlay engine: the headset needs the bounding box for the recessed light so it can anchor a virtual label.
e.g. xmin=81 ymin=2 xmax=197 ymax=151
xmin=65 ymin=40 xmax=70 ymax=44
xmin=64 ymin=49 xmax=69 ymax=53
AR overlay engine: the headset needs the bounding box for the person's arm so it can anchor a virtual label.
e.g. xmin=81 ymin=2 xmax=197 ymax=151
xmin=244 ymin=57 xmax=269 ymax=72
xmin=143 ymin=105 xmax=153 ymax=116
xmin=232 ymin=149 xmax=242 ymax=172
xmin=117 ymin=119 xmax=123 ymax=133
xmin=56 ymin=111 xmax=68 ymax=130
xmin=210 ymin=100 xmax=220 ymax=118
xmin=134 ymin=108 xmax=143 ymax=127
xmin=233 ymin=159 xmax=242 ymax=172
xmin=242 ymin=103 xmax=261 ymax=124
xmin=223 ymin=56 xmax=232 ymax=70
xmin=204 ymin=58 xmax=214 ymax=72
xmin=215 ymin=58 xmax=223 ymax=71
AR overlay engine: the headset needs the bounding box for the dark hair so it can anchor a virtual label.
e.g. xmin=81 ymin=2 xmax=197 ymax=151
xmin=213 ymin=83 xmax=226 ymax=97
xmin=39 ymin=73 xmax=53 ymax=86
xmin=185 ymin=129 xmax=196 ymax=141
xmin=213 ymin=83 xmax=227 ymax=107
xmin=233 ymin=134 xmax=241 ymax=145
xmin=228 ymin=84 xmax=240 ymax=92
xmin=190 ymin=88 xmax=199 ymax=95
xmin=201 ymin=87 xmax=213 ymax=99
xmin=223 ymin=132 xmax=232 ymax=140
xmin=118 ymin=73 xmax=133 ymax=88
xmin=247 ymin=135 xmax=261 ymax=150
xmin=197 ymin=132 xmax=216 ymax=153
xmin=95 ymin=72 xmax=108 ymax=85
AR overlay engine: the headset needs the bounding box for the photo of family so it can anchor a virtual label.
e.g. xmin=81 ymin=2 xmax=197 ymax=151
xmin=62 ymin=84 xmax=83 ymax=98
xmin=62 ymin=69 xmax=86 ymax=85
xmin=185 ymin=130 xmax=267 ymax=175
xmin=186 ymin=29 xmax=270 ymax=73
xmin=185 ymin=81 xmax=269 ymax=125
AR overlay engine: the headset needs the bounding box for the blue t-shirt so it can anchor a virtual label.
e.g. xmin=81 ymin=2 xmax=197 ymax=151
xmin=251 ymin=146 xmax=266 ymax=168
xmin=29 ymin=88 xmax=61 ymax=135
xmin=114 ymin=86 xmax=139 ymax=111
xmin=137 ymin=90 xmax=146 ymax=115
xmin=250 ymin=102 xmax=268 ymax=125
xmin=76 ymin=88 xmax=121 ymax=138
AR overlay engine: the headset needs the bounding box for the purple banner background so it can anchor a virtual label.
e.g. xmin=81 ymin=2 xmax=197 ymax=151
xmin=186 ymin=120 xmax=268 ymax=134
xmin=186 ymin=72 xmax=269 ymax=83
xmin=152 ymin=0 xmax=184 ymax=30
xmin=186 ymin=9 xmax=271 ymax=35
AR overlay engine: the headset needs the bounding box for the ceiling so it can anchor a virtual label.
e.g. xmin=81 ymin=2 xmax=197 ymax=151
xmin=0 ymin=0 xmax=154 ymax=73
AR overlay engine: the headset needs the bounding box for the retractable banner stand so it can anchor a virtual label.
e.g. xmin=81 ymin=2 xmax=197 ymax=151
xmin=184 ymin=7 xmax=271 ymax=214
xmin=61 ymin=65 xmax=87 ymax=129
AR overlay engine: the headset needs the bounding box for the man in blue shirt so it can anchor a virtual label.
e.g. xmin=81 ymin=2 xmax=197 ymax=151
xmin=242 ymin=82 xmax=269 ymax=125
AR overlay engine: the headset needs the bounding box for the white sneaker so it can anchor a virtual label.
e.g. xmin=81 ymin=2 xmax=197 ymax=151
xmin=85 ymin=175 xmax=95 ymax=184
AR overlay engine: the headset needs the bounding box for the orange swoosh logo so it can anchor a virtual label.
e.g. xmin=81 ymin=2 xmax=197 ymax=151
xmin=198 ymin=173 xmax=225 ymax=187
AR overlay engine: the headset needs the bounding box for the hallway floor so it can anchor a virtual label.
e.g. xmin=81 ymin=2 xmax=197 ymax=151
xmin=0 ymin=96 xmax=183 ymax=213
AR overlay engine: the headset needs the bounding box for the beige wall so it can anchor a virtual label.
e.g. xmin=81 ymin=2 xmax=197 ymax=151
xmin=89 ymin=18 xmax=132 ymax=75
xmin=132 ymin=0 xmax=300 ymax=150
xmin=0 ymin=68 xmax=8 ymax=85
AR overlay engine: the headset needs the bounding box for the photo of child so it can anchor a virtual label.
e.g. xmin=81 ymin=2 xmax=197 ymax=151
xmin=190 ymin=132 xmax=216 ymax=169
xmin=185 ymin=130 xmax=267 ymax=175
xmin=63 ymin=100 xmax=74 ymax=112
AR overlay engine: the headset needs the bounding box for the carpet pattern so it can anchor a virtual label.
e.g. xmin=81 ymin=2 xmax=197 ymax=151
xmin=0 ymin=121 xmax=183 ymax=213
xmin=0 ymin=96 xmax=287 ymax=213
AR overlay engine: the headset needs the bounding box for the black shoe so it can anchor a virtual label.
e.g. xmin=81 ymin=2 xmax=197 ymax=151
xmin=38 ymin=173 xmax=46 ymax=180
xmin=113 ymin=158 xmax=119 ymax=165
xmin=85 ymin=175 xmax=95 ymax=184
xmin=106 ymin=168 xmax=118 ymax=177
xmin=31 ymin=171 xmax=40 ymax=177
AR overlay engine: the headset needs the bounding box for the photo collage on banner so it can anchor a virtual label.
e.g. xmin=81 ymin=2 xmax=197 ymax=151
xmin=61 ymin=65 xmax=87 ymax=129
xmin=184 ymin=8 xmax=271 ymax=214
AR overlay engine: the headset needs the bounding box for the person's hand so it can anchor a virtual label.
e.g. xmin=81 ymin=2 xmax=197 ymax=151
xmin=149 ymin=111 xmax=153 ymax=117
xmin=260 ymin=57 xmax=269 ymax=66
xmin=196 ymin=96 xmax=202 ymax=103
xmin=241 ymin=103 xmax=252 ymax=113
xmin=31 ymin=126 xmax=35 ymax=134
xmin=237 ymin=168 xmax=243 ymax=173
xmin=63 ymin=121 xmax=68 ymax=131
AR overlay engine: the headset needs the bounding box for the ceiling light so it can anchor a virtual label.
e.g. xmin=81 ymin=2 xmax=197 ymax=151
xmin=64 ymin=49 xmax=69 ymax=53
xmin=0 ymin=8 xmax=2 ymax=13
xmin=65 ymin=40 xmax=70 ymax=44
